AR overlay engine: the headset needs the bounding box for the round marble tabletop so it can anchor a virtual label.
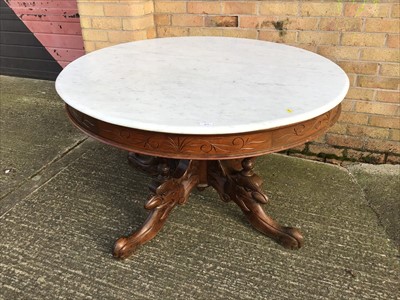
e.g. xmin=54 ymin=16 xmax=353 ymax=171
xmin=56 ymin=37 xmax=349 ymax=135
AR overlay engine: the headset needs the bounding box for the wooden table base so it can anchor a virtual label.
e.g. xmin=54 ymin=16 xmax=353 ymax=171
xmin=113 ymin=153 xmax=304 ymax=259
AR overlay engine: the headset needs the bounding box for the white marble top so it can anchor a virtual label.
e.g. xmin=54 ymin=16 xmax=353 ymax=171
xmin=56 ymin=37 xmax=349 ymax=135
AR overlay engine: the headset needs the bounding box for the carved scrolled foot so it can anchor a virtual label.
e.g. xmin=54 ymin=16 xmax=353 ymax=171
xmin=218 ymin=157 xmax=303 ymax=250
xmin=113 ymin=196 xmax=177 ymax=259
xmin=113 ymin=237 xmax=136 ymax=259
xmin=238 ymin=203 xmax=304 ymax=250
xmin=113 ymin=160 xmax=199 ymax=259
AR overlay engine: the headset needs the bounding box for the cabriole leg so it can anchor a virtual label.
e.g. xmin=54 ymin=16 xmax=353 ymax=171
xmin=209 ymin=158 xmax=304 ymax=250
xmin=113 ymin=160 xmax=199 ymax=259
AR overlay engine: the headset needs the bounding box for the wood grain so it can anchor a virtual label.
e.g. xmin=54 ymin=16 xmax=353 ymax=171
xmin=66 ymin=104 xmax=341 ymax=160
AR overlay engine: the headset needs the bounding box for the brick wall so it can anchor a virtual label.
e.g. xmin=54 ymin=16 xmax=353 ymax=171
xmin=78 ymin=0 xmax=400 ymax=164
xmin=77 ymin=0 xmax=156 ymax=52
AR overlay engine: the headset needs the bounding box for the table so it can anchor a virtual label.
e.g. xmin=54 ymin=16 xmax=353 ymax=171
xmin=55 ymin=37 xmax=349 ymax=259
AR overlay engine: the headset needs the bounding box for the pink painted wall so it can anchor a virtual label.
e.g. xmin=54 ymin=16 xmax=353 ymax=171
xmin=6 ymin=0 xmax=85 ymax=68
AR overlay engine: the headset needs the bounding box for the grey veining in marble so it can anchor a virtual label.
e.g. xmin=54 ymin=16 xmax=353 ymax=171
xmin=56 ymin=37 xmax=349 ymax=134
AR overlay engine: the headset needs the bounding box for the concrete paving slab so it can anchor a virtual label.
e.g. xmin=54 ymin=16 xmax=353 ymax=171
xmin=346 ymin=163 xmax=400 ymax=246
xmin=0 ymin=76 xmax=399 ymax=300
xmin=0 ymin=75 xmax=86 ymax=205
xmin=1 ymin=146 xmax=399 ymax=300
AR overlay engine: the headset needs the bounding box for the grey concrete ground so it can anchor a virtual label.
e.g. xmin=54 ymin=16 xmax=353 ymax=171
xmin=0 ymin=75 xmax=399 ymax=300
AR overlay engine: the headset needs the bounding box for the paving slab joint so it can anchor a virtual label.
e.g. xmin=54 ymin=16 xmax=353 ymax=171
xmin=345 ymin=167 xmax=388 ymax=239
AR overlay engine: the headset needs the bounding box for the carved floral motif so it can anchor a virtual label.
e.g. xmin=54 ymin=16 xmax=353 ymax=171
xmin=293 ymin=125 xmax=306 ymax=136
xmin=167 ymin=137 xmax=191 ymax=152
xmin=312 ymin=112 xmax=330 ymax=130
xmin=116 ymin=132 xmax=268 ymax=154
xmin=67 ymin=105 xmax=341 ymax=159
